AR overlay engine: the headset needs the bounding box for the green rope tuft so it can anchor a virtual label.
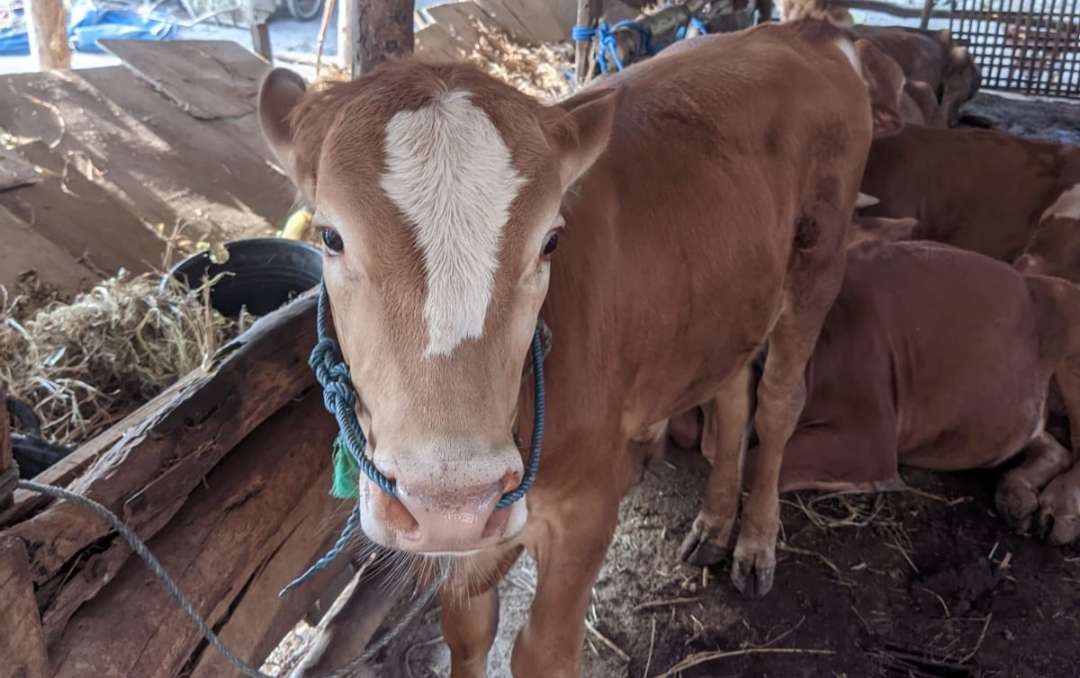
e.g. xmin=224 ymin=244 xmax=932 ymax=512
xmin=331 ymin=434 xmax=361 ymax=499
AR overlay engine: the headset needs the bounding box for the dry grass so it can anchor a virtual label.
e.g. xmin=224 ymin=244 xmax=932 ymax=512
xmin=1 ymin=270 xmax=234 ymax=447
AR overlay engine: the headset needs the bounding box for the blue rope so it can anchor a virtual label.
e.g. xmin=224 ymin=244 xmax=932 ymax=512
xmin=677 ymin=17 xmax=709 ymax=40
xmin=281 ymin=283 xmax=548 ymax=594
xmin=572 ymin=20 xmax=654 ymax=74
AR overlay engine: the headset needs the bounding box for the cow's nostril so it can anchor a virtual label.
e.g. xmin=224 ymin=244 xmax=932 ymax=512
xmin=481 ymin=506 xmax=512 ymax=540
xmin=383 ymin=494 xmax=420 ymax=536
xmin=500 ymin=470 xmax=522 ymax=494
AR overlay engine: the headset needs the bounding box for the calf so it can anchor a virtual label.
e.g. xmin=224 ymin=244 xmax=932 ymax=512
xmin=676 ymin=239 xmax=1080 ymax=546
xmin=258 ymin=18 xmax=902 ymax=675
xmin=860 ymin=124 xmax=1080 ymax=278
xmin=851 ymin=26 xmax=980 ymax=127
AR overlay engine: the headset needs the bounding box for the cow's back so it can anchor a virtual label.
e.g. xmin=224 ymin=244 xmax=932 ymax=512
xmin=861 ymin=126 xmax=1068 ymax=261
xmin=822 ymin=242 xmax=1046 ymax=471
xmin=547 ymin=21 xmax=874 ymax=423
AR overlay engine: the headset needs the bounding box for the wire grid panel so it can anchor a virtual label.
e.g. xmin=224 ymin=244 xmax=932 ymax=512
xmin=949 ymin=0 xmax=1080 ymax=98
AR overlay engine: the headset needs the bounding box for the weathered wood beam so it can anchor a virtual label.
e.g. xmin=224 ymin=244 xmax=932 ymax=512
xmin=1 ymin=391 xmax=12 ymax=512
xmin=251 ymin=22 xmax=273 ymax=61
xmin=291 ymin=558 xmax=404 ymax=676
xmin=48 ymin=392 xmax=344 ymax=676
xmin=2 ymin=293 xmax=317 ymax=589
xmin=834 ymin=0 xmax=951 ymax=20
xmin=0 ymin=537 xmax=50 ymax=677
xmin=24 ymin=0 xmax=71 ymax=70
xmin=340 ymin=0 xmax=416 ymax=78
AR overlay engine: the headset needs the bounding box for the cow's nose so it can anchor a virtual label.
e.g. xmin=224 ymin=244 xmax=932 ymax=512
xmin=378 ymin=473 xmax=519 ymax=552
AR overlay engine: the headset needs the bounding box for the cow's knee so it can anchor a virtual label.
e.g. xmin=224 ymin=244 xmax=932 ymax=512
xmin=1038 ymin=466 xmax=1080 ymax=545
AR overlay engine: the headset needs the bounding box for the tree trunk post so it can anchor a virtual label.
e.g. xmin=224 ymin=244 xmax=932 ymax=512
xmin=340 ymin=0 xmax=416 ymax=78
xmin=574 ymin=0 xmax=603 ymax=87
xmin=919 ymin=0 xmax=934 ymax=28
xmin=25 ymin=0 xmax=71 ymax=70
xmin=1 ymin=394 xmax=12 ymax=511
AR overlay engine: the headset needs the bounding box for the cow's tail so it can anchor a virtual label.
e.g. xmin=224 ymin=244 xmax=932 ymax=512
xmin=1025 ymin=273 xmax=1080 ymax=453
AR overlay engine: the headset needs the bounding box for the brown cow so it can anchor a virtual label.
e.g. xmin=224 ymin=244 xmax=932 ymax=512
xmin=851 ymin=25 xmax=980 ymax=127
xmin=773 ymin=1 xmax=980 ymax=126
xmin=859 ymin=124 xmax=1080 ymax=276
xmin=257 ymin=18 xmax=903 ymax=675
xmin=674 ymin=238 xmax=1080 ymax=546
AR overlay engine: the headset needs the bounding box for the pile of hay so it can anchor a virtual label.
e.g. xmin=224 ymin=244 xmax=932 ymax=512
xmin=1 ymin=272 xmax=235 ymax=447
xmin=465 ymin=20 xmax=573 ymax=102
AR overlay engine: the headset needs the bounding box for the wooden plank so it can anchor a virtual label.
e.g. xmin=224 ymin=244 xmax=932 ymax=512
xmin=25 ymin=0 xmax=70 ymax=70
xmin=0 ymin=142 xmax=166 ymax=275
xmin=50 ymin=393 xmax=342 ymax=677
xmin=99 ymin=40 xmax=269 ymax=121
xmin=251 ymin=22 xmax=273 ymax=61
xmin=476 ymin=0 xmax=566 ymax=44
xmin=426 ymin=2 xmax=494 ymax=49
xmin=189 ymin=471 xmax=363 ymax=676
xmin=0 ymin=537 xmax=50 ymax=678
xmin=0 ymin=204 xmax=96 ymax=296
xmin=415 ymin=23 xmax=467 ymax=62
xmin=3 ymin=294 xmax=317 ymax=586
xmin=1 ymin=389 xmax=11 ymax=512
xmin=834 ymin=0 xmax=951 ymax=20
xmin=0 ymin=148 xmax=42 ymax=192
xmin=78 ymin=67 xmax=295 ymax=231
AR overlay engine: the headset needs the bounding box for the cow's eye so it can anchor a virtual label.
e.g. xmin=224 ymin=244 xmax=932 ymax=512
xmin=319 ymin=227 xmax=344 ymax=254
xmin=542 ymin=230 xmax=560 ymax=258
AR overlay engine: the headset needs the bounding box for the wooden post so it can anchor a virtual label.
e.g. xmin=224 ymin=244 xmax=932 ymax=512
xmin=919 ymin=0 xmax=934 ymax=28
xmin=0 ymin=537 xmax=50 ymax=678
xmin=340 ymin=0 xmax=415 ymax=78
xmin=574 ymin=0 xmax=603 ymax=87
xmin=24 ymin=0 xmax=71 ymax=70
xmin=251 ymin=22 xmax=273 ymax=61
xmin=1 ymin=393 xmax=12 ymax=512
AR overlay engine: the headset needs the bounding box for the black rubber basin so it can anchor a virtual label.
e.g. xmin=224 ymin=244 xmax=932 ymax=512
xmin=163 ymin=238 xmax=323 ymax=317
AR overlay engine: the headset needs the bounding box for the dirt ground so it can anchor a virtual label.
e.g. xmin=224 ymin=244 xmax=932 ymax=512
xmin=379 ymin=444 xmax=1079 ymax=678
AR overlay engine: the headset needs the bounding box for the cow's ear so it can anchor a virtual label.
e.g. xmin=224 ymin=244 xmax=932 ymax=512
xmin=848 ymin=216 xmax=919 ymax=247
xmin=544 ymin=87 xmax=621 ymax=190
xmin=259 ymin=68 xmax=307 ymax=176
xmin=854 ymin=40 xmax=906 ymax=138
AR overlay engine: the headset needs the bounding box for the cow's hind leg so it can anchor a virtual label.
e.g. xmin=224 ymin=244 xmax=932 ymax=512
xmin=441 ymin=545 xmax=523 ymax=678
xmin=733 ymin=210 xmax=847 ymax=598
xmin=995 ymin=432 xmax=1072 ymax=535
xmin=678 ymin=363 xmax=755 ymax=566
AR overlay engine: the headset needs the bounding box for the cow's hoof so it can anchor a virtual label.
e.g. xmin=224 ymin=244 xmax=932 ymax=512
xmin=731 ymin=538 xmax=775 ymax=599
xmin=1036 ymin=475 xmax=1080 ymax=545
xmin=995 ymin=477 xmax=1038 ymax=535
xmin=678 ymin=512 xmax=733 ymax=567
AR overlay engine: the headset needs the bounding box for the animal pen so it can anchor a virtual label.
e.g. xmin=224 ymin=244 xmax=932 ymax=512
xmin=1 ymin=0 xmax=1080 ymax=677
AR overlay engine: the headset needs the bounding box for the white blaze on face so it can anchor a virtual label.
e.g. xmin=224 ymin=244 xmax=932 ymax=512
xmin=381 ymin=90 xmax=526 ymax=357
xmin=1042 ymin=183 xmax=1080 ymax=222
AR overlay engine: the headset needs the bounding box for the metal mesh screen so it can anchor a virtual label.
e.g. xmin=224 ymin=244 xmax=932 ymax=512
xmin=949 ymin=0 xmax=1080 ymax=98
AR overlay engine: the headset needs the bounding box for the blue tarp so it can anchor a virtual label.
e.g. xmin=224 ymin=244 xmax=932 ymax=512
xmin=0 ymin=2 xmax=175 ymax=56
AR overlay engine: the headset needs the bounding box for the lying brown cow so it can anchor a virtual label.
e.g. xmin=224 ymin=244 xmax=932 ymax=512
xmin=673 ymin=238 xmax=1080 ymax=548
xmin=258 ymin=17 xmax=902 ymax=675
xmin=859 ymin=124 xmax=1080 ymax=278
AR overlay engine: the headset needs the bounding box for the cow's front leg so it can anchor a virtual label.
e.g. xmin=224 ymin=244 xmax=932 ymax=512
xmin=996 ymin=432 xmax=1073 ymax=534
xmin=679 ymin=363 xmax=755 ymax=566
xmin=1037 ymin=460 xmax=1080 ymax=545
xmin=511 ymin=490 xmax=621 ymax=677
xmin=441 ymin=545 xmax=523 ymax=678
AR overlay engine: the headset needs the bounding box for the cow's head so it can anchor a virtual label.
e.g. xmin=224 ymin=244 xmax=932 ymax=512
xmin=259 ymin=64 xmax=618 ymax=554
